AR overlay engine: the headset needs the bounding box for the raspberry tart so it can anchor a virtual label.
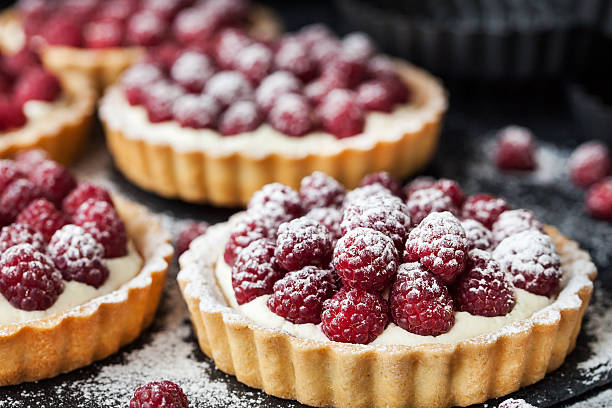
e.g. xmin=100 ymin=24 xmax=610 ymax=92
xmin=178 ymin=172 xmax=596 ymax=408
xmin=100 ymin=26 xmax=446 ymax=206
xmin=0 ymin=0 xmax=281 ymax=90
xmin=0 ymin=46 xmax=95 ymax=164
xmin=0 ymin=150 xmax=172 ymax=385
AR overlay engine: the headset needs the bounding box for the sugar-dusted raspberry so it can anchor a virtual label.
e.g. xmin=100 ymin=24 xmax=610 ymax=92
xmin=274 ymin=38 xmax=316 ymax=82
xmin=97 ymin=0 xmax=137 ymax=21
xmin=14 ymin=149 xmax=48 ymax=173
xmin=453 ymin=249 xmax=515 ymax=317
xmin=297 ymin=24 xmax=336 ymax=49
xmin=323 ymin=53 xmax=367 ymax=89
xmin=48 ymin=225 xmax=109 ymax=288
xmin=493 ymin=230 xmax=561 ymax=297
xmin=40 ymin=18 xmax=82 ymax=47
xmin=305 ymin=207 xmax=343 ymax=242
xmin=172 ymin=94 xmax=220 ymax=129
xmin=356 ymin=80 xmax=394 ymax=112
xmin=126 ymin=10 xmax=166 ymax=46
xmin=224 ymin=212 xmax=277 ymax=266
xmin=147 ymin=42 xmax=183 ymax=72
xmin=234 ymin=43 xmax=273 ymax=84
xmin=218 ymin=100 xmax=262 ymax=136
xmin=366 ymin=55 xmax=395 ymax=78
xmin=232 ymin=238 xmax=285 ymax=305
xmin=390 ymin=262 xmax=454 ymax=336
xmin=406 ymin=187 xmax=458 ymax=226
xmin=17 ymin=0 xmax=48 ymax=19
xmin=359 ymin=171 xmax=402 ymax=197
xmin=176 ymin=222 xmax=209 ymax=256
xmin=170 ymin=51 xmax=215 ymax=93
xmin=208 ymin=0 xmax=249 ymax=25
xmin=434 ymin=178 xmax=465 ymax=208
xmin=13 ymin=68 xmax=61 ymax=106
xmin=321 ymin=288 xmax=388 ymax=344
xmin=586 ymin=178 xmax=612 ymax=220
xmin=498 ymin=399 xmax=537 ymax=408
xmin=495 ymin=126 xmax=537 ymax=171
xmin=492 ymin=209 xmax=544 ymax=244
xmin=268 ymin=93 xmax=313 ymax=137
xmin=3 ymin=48 xmax=39 ymax=76
xmin=462 ymin=194 xmax=510 ymax=229
xmin=144 ymin=81 xmax=185 ymax=123
xmin=62 ymin=182 xmax=113 ymax=216
xmin=333 ymin=227 xmax=398 ymax=291
xmin=403 ymin=176 xmax=436 ymax=198
xmin=73 ymin=199 xmax=127 ymax=258
xmin=0 ymin=160 xmax=22 ymax=195
xmin=303 ymin=74 xmax=348 ymax=106
xmin=0 ymin=99 xmax=27 ymax=132
xmin=142 ymin=0 xmax=182 ymax=19
xmin=461 ymin=219 xmax=494 ymax=251
xmin=267 ymin=266 xmax=338 ymax=324
xmin=343 ymin=184 xmax=392 ymax=209
xmin=28 ymin=160 xmax=77 ymax=207
xmin=318 ymin=89 xmax=365 ymax=139
xmin=299 ymin=171 xmax=345 ymax=210
xmin=121 ymin=63 xmax=164 ymax=106
xmin=173 ymin=7 xmax=218 ymax=44
xmin=0 ymin=223 xmax=45 ymax=253
xmin=213 ymin=28 xmax=252 ymax=70
xmin=130 ymin=380 xmax=189 ymax=408
xmin=83 ymin=19 xmax=124 ymax=49
xmin=342 ymin=32 xmax=376 ymax=62
xmin=255 ymin=71 xmax=302 ymax=113
xmin=0 ymin=243 xmax=64 ymax=311
xmin=16 ymin=198 xmax=67 ymax=242
xmin=275 ymin=217 xmax=333 ymax=271
xmin=379 ymin=74 xmax=410 ymax=105
xmin=0 ymin=178 xmax=43 ymax=224
xmin=248 ymin=183 xmax=304 ymax=224
xmin=569 ymin=141 xmax=611 ymax=188
xmin=405 ymin=211 xmax=468 ymax=284
xmin=204 ymin=71 xmax=253 ymax=109
xmin=309 ymin=37 xmax=342 ymax=66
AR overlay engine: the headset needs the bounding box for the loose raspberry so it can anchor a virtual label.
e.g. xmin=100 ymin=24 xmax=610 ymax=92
xmin=218 ymin=100 xmax=262 ymax=136
xmin=204 ymin=71 xmax=253 ymax=108
xmin=299 ymin=171 xmax=345 ymax=210
xmin=16 ymin=199 xmax=67 ymax=242
xmin=173 ymin=7 xmax=218 ymax=44
xmin=130 ymin=380 xmax=189 ymax=408
xmin=248 ymin=183 xmax=304 ymax=225
xmin=121 ymin=63 xmax=164 ymax=106
xmin=40 ymin=18 xmax=82 ymax=47
xmin=333 ymin=227 xmax=398 ymax=291
xmin=48 ymin=225 xmax=109 ymax=288
xmin=453 ymin=250 xmax=515 ymax=317
xmin=461 ymin=194 xmax=510 ymax=229
xmin=0 ymin=160 xmax=22 ymax=194
xmin=172 ymin=94 xmax=220 ymax=129
xmin=321 ymin=288 xmax=388 ymax=344
xmin=83 ymin=19 xmax=124 ymax=48
xmin=305 ymin=207 xmax=343 ymax=242
xmin=404 ymin=211 xmax=468 ymax=284
xmin=126 ymin=10 xmax=166 ymax=46
xmin=144 ymin=81 xmax=185 ymax=123
xmin=434 ymin=178 xmax=465 ymax=208
xmin=28 ymin=160 xmax=77 ymax=207
xmin=170 ymin=51 xmax=215 ymax=93
xmin=73 ymin=199 xmax=128 ymax=258
xmin=403 ymin=176 xmax=436 ymax=198
xmin=359 ymin=172 xmax=402 ymax=197
xmin=224 ymin=212 xmax=277 ymax=266
xmin=303 ymin=74 xmax=348 ymax=106
xmin=569 ymin=141 xmax=611 ymax=188
xmin=586 ymin=178 xmax=612 ymax=220
xmin=13 ymin=68 xmax=61 ymax=107
xmin=63 ymin=182 xmax=114 ymax=216
xmin=495 ymin=126 xmax=537 ymax=171
xmin=0 ymin=223 xmax=45 ymax=253
xmin=0 ymin=243 xmax=64 ymax=311
xmin=356 ymin=80 xmax=394 ymax=112
xmin=461 ymin=219 xmax=494 ymax=251
xmin=343 ymin=184 xmax=392 ymax=209
xmin=234 ymin=43 xmax=273 ymax=84
xmin=390 ymin=262 xmax=454 ymax=336
xmin=0 ymin=178 xmax=43 ymax=224
xmin=267 ymin=266 xmax=338 ymax=324
xmin=406 ymin=187 xmax=457 ymax=226
xmin=318 ymin=89 xmax=365 ymax=139
xmin=274 ymin=38 xmax=316 ymax=82
xmin=0 ymin=99 xmax=27 ymax=132
xmin=176 ymin=222 xmax=209 ymax=256
xmin=268 ymin=93 xmax=313 ymax=137
xmin=232 ymin=238 xmax=285 ymax=305
xmin=275 ymin=217 xmax=333 ymax=271
xmin=255 ymin=71 xmax=302 ymax=113
xmin=491 ymin=209 xmax=544 ymax=244
xmin=14 ymin=149 xmax=49 ymax=173
xmin=493 ymin=230 xmax=561 ymax=297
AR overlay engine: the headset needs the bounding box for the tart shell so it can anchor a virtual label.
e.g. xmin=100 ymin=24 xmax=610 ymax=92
xmin=0 ymin=196 xmax=173 ymax=386
xmin=177 ymin=221 xmax=596 ymax=408
xmin=102 ymin=63 xmax=446 ymax=207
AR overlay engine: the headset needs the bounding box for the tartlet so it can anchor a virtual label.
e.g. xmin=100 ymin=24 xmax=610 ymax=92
xmin=177 ymin=173 xmax=596 ymax=408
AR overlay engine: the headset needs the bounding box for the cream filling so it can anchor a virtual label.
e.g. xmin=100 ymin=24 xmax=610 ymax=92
xmin=214 ymin=254 xmax=553 ymax=345
xmin=0 ymin=241 xmax=143 ymax=325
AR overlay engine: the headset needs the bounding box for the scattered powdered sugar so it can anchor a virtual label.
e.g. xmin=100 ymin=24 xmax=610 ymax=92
xmin=577 ymin=287 xmax=612 ymax=385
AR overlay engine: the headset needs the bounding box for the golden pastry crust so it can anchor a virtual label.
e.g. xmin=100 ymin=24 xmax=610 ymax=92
xmin=177 ymin=223 xmax=596 ymax=408
xmin=0 ymin=71 xmax=96 ymax=165
xmin=101 ymin=62 xmax=446 ymax=206
xmin=0 ymin=196 xmax=173 ymax=386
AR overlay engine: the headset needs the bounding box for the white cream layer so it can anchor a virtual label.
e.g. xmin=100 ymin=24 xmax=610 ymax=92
xmin=0 ymin=241 xmax=143 ymax=325
xmin=214 ymin=254 xmax=553 ymax=345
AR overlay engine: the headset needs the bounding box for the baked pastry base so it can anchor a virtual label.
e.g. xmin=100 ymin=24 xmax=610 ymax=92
xmin=0 ymin=196 xmax=173 ymax=386
xmin=177 ymin=221 xmax=596 ymax=408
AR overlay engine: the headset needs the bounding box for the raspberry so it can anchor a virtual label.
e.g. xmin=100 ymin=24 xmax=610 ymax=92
xmin=170 ymin=51 xmax=215 ymax=93
xmin=274 ymin=38 xmax=316 ymax=82
xmin=232 ymin=238 xmax=285 ymax=304
xmin=83 ymin=19 xmax=124 ymax=48
xmin=40 ymin=18 xmax=82 ymax=47
xmin=218 ymin=100 xmax=262 ymax=136
xmin=28 ymin=160 xmax=77 ymax=206
xmin=379 ymin=74 xmax=410 ymax=105
xmin=126 ymin=10 xmax=166 ymax=46
xmin=0 ymin=223 xmax=45 ymax=253
xmin=267 ymin=266 xmax=338 ymax=324
xmin=0 ymin=243 xmax=64 ymax=311
xmin=213 ymin=28 xmax=252 ymax=70
xmin=234 ymin=43 xmax=273 ymax=84
xmin=305 ymin=207 xmax=343 ymax=242
xmin=204 ymin=71 xmax=253 ymax=108
xmin=147 ymin=42 xmax=182 ymax=71
xmin=303 ymin=74 xmax=347 ymax=106
xmin=333 ymin=227 xmax=398 ymax=291
xmin=493 ymin=230 xmax=561 ymax=297
xmin=13 ymin=68 xmax=61 ymax=106
xmin=224 ymin=212 xmax=276 ymax=266
xmin=491 ymin=209 xmax=543 ymax=244
xmin=248 ymin=183 xmax=304 ymax=224
xmin=14 ymin=149 xmax=48 ymax=173
xmin=144 ymin=81 xmax=185 ymax=123
xmin=176 ymin=222 xmax=209 ymax=256
xmin=342 ymin=32 xmax=376 ymax=62
xmin=62 ymin=182 xmax=113 ymax=216
xmin=0 ymin=178 xmax=43 ymax=224
xmin=404 ymin=211 xmax=468 ymax=284
xmin=255 ymin=71 xmax=302 ymax=113
xmin=406 ymin=187 xmax=457 ymax=226
xmin=299 ymin=171 xmax=345 ymax=210
xmin=586 ymin=178 xmax=612 ymax=220
xmin=494 ymin=126 xmax=537 ymax=171
xmin=3 ymin=48 xmax=39 ymax=77
xmin=268 ymin=93 xmax=313 ymax=137
xmin=461 ymin=194 xmax=510 ymax=229
xmin=130 ymin=380 xmax=189 ymax=408
xmin=48 ymin=225 xmax=109 ymax=288
xmin=121 ymin=63 xmax=164 ymax=106
xmin=390 ymin=262 xmax=454 ymax=336
xmin=343 ymin=184 xmax=392 ymax=209
xmin=453 ymin=250 xmax=515 ymax=317
xmin=461 ymin=219 xmax=494 ymax=251
xmin=318 ymin=89 xmax=365 ymax=138
xmin=172 ymin=7 xmax=216 ymax=44
xmin=0 ymin=160 xmax=22 ymax=194
xmin=569 ymin=141 xmax=611 ymax=188
xmin=321 ymin=288 xmax=388 ymax=344
xmin=359 ymin=171 xmax=402 ymax=197
xmin=275 ymin=217 xmax=333 ymax=271
xmin=434 ymin=178 xmax=465 ymax=208
xmin=172 ymin=94 xmax=220 ymax=129
xmin=323 ymin=53 xmax=367 ymax=89
xmin=498 ymin=399 xmax=537 ymax=408
xmin=297 ymin=24 xmax=335 ymax=49
xmin=143 ymin=0 xmax=182 ymax=20
xmin=356 ymin=80 xmax=394 ymax=112
xmin=0 ymin=99 xmax=26 ymax=131
xmin=403 ymin=176 xmax=436 ymax=198
xmin=309 ymin=38 xmax=342 ymax=66
xmin=16 ymin=199 xmax=67 ymax=242
xmin=73 ymin=199 xmax=128 ymax=258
